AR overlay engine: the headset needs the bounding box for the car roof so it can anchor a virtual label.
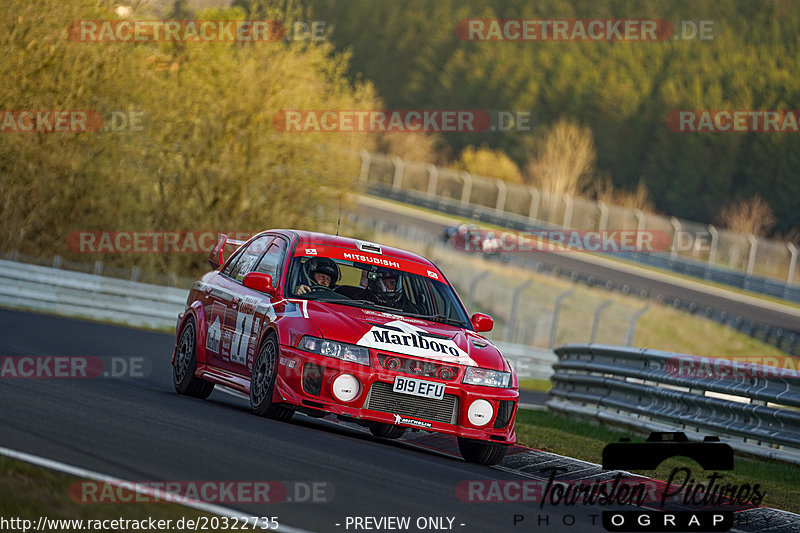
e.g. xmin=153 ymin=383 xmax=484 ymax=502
xmin=268 ymin=229 xmax=437 ymax=267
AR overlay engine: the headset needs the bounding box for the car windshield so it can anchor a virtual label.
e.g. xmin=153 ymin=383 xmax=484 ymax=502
xmin=285 ymin=254 xmax=472 ymax=329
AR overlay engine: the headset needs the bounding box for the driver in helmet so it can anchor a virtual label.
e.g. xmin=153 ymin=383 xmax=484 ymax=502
xmin=295 ymin=257 xmax=340 ymax=295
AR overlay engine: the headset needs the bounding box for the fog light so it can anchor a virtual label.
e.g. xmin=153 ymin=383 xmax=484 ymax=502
xmin=467 ymin=399 xmax=493 ymax=426
xmin=332 ymin=374 xmax=361 ymax=402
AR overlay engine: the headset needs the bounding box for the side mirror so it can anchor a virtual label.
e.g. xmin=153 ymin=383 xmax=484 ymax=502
xmin=243 ymin=272 xmax=277 ymax=298
xmin=470 ymin=312 xmax=493 ymax=333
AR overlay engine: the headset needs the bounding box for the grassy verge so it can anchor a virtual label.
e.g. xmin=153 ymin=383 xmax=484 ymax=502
xmin=515 ymin=409 xmax=800 ymax=514
xmin=518 ymin=378 xmax=552 ymax=392
xmin=0 ymin=455 xmax=235 ymax=532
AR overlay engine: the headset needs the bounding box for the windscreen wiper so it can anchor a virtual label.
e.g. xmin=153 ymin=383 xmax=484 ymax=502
xmin=402 ymin=312 xmax=468 ymax=328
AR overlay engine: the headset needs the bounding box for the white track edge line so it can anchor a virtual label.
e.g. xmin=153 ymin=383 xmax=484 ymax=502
xmin=0 ymin=446 xmax=315 ymax=533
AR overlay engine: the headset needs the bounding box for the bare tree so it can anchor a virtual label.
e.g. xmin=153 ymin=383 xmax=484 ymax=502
xmin=526 ymin=118 xmax=596 ymax=198
xmin=718 ymin=195 xmax=776 ymax=236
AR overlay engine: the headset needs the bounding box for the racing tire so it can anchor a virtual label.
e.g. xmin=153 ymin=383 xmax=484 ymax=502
xmin=250 ymin=333 xmax=294 ymax=422
xmin=173 ymin=317 xmax=215 ymax=399
xmin=369 ymin=423 xmax=407 ymax=439
xmin=457 ymin=437 xmax=508 ymax=466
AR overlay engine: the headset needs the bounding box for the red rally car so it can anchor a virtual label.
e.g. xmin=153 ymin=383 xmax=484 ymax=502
xmin=171 ymin=229 xmax=518 ymax=465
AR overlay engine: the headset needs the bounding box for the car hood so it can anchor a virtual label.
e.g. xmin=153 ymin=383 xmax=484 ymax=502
xmin=302 ymin=300 xmax=508 ymax=371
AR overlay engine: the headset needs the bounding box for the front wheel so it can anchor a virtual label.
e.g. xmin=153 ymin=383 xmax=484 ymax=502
xmin=173 ymin=317 xmax=215 ymax=399
xmin=457 ymin=437 xmax=508 ymax=465
xmin=250 ymin=334 xmax=294 ymax=422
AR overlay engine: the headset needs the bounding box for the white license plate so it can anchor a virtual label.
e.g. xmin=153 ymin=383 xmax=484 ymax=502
xmin=392 ymin=376 xmax=445 ymax=400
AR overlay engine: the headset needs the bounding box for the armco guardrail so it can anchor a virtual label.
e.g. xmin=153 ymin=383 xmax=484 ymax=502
xmin=548 ymin=344 xmax=800 ymax=465
xmin=0 ymin=259 xmax=186 ymax=330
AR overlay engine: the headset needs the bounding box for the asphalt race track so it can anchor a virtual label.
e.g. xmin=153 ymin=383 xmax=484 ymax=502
xmin=1 ymin=308 xmax=795 ymax=533
xmin=353 ymin=196 xmax=800 ymax=334
xmin=0 ymin=308 xmax=598 ymax=532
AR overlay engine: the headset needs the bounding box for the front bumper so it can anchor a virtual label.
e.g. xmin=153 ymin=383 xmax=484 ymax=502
xmin=274 ymin=345 xmax=518 ymax=444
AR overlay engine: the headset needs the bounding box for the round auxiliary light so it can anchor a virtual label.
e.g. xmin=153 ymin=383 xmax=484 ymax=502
xmin=467 ymin=399 xmax=494 ymax=427
xmin=436 ymin=366 xmax=457 ymax=381
xmin=383 ymin=357 xmax=401 ymax=371
xmin=331 ymin=374 xmax=361 ymax=402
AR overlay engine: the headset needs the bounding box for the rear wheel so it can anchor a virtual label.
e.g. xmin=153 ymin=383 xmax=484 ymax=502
xmin=173 ymin=317 xmax=215 ymax=399
xmin=369 ymin=423 xmax=407 ymax=439
xmin=250 ymin=334 xmax=294 ymax=422
xmin=457 ymin=437 xmax=508 ymax=466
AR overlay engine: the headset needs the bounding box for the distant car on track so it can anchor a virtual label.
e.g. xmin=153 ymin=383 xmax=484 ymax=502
xmin=443 ymin=223 xmax=500 ymax=256
xmin=171 ymin=229 xmax=518 ymax=465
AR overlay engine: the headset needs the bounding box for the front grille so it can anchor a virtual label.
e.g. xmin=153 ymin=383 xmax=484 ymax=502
xmin=364 ymin=381 xmax=458 ymax=425
xmin=493 ymin=400 xmax=516 ymax=429
xmin=377 ymin=354 xmax=458 ymax=381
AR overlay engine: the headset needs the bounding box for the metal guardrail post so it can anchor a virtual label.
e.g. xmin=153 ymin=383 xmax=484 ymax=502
xmin=670 ymin=217 xmax=681 ymax=259
xmin=788 ymin=243 xmax=798 ymax=285
xmin=495 ymin=179 xmax=507 ymax=214
xmin=548 ymin=287 xmax=574 ymax=349
xmin=747 ymin=234 xmax=758 ymax=276
xmin=597 ymin=201 xmax=608 ymax=232
xmin=466 ymin=270 xmax=490 ymax=311
xmin=506 ymin=279 xmax=534 ymax=342
xmin=589 ymin=299 xmax=612 ymax=343
xmin=93 ymin=261 xmax=103 ymax=275
xmin=392 ymin=156 xmax=405 ymax=192
xmin=52 ymin=255 xmax=62 ymax=269
xmin=562 ymin=194 xmax=573 ymax=229
xmin=708 ymin=224 xmax=718 ymax=266
xmin=528 ymin=187 xmax=541 ymax=221
xmin=623 ymin=303 xmax=650 ymax=346
xmin=358 ymin=149 xmax=371 ymax=184
xmin=426 ymin=164 xmax=438 ymax=198
xmin=460 ymin=171 xmax=473 ymax=206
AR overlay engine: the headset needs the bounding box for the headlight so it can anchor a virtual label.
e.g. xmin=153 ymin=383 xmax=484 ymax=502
xmin=297 ymin=336 xmax=370 ymax=366
xmin=462 ymin=367 xmax=511 ymax=388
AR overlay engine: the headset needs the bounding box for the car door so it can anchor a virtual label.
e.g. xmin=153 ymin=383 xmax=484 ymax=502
xmin=230 ymin=237 xmax=289 ymax=372
xmin=206 ymin=235 xmax=274 ymax=372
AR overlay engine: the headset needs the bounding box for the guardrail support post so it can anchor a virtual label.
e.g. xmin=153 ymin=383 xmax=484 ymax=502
xmin=528 ymin=187 xmax=541 ymax=221
xmin=623 ymin=303 xmax=650 ymax=346
xmin=131 ymin=265 xmax=140 ymax=282
xmin=563 ymin=194 xmax=574 ymax=229
xmin=634 ymin=209 xmax=646 ymax=233
xmin=787 ymin=243 xmax=797 ymax=285
xmin=466 ymin=270 xmax=490 ymax=311
xmin=426 ymin=164 xmax=439 ymax=198
xmin=495 ymin=179 xmax=507 ymax=214
xmin=392 ymin=156 xmax=405 ymax=192
xmin=53 ymin=255 xmax=62 ymax=269
xmin=746 ymin=234 xmax=758 ymax=276
xmin=460 ymin=171 xmax=473 ymax=206
xmin=548 ymin=287 xmax=574 ymax=349
xmin=597 ymin=201 xmax=608 ymax=232
xmin=93 ymin=261 xmax=103 ymax=275
xmin=590 ymin=300 xmax=613 ymax=343
xmin=506 ymin=279 xmax=534 ymax=342
xmin=708 ymin=224 xmax=718 ymax=266
xmin=670 ymin=217 xmax=681 ymax=258
xmin=358 ymin=149 xmax=371 ymax=184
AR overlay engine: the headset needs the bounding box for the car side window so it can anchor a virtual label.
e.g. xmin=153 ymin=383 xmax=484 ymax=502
xmin=226 ymin=236 xmax=273 ymax=281
xmin=253 ymin=239 xmax=287 ymax=281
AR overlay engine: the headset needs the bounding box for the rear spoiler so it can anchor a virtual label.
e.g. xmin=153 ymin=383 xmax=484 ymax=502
xmin=209 ymin=233 xmax=246 ymax=270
